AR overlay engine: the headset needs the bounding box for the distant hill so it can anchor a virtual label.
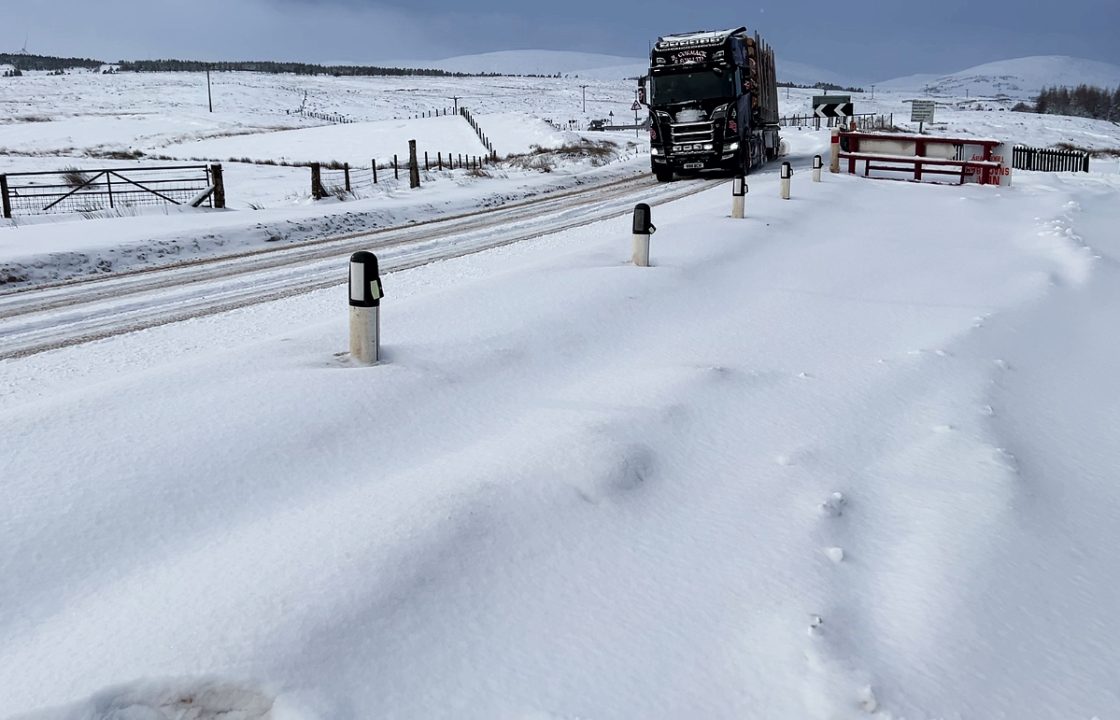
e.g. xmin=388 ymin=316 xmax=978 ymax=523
xmin=388 ymin=50 xmax=647 ymax=79
xmin=879 ymin=56 xmax=1120 ymax=97
xmin=390 ymin=49 xmax=865 ymax=85
xmin=777 ymin=59 xmax=865 ymax=88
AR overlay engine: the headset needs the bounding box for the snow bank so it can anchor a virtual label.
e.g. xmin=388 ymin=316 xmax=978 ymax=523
xmin=4 ymin=153 xmax=1120 ymax=719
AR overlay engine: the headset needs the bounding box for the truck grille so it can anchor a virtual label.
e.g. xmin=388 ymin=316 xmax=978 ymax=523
xmin=670 ymin=121 xmax=715 ymax=153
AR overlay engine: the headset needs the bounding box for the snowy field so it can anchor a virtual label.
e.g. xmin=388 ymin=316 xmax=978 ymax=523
xmin=3 ymin=70 xmax=1119 ymax=289
xmin=4 ymin=62 xmax=1120 ymax=719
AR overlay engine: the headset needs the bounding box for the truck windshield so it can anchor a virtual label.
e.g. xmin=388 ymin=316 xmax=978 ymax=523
xmin=650 ymin=71 xmax=733 ymax=104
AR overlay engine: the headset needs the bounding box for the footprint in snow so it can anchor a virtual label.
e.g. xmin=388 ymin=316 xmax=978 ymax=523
xmin=823 ymin=547 xmax=845 ymax=564
xmin=819 ymin=492 xmax=846 ymax=518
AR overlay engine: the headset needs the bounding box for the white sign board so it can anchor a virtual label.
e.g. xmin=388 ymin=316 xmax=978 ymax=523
xmin=911 ymin=100 xmax=936 ymax=123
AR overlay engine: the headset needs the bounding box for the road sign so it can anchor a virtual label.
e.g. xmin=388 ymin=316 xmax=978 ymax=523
xmin=812 ymin=94 xmax=851 ymax=106
xmin=911 ymin=100 xmax=935 ymax=123
xmin=814 ymin=102 xmax=854 ymax=118
xmin=631 ymin=100 xmax=642 ymax=111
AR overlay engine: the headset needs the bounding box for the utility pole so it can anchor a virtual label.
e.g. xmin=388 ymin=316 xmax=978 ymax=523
xmin=207 ymin=67 xmax=213 ymax=113
xmin=871 ymin=84 xmax=875 ymax=100
xmin=579 ymin=84 xmax=589 ymax=113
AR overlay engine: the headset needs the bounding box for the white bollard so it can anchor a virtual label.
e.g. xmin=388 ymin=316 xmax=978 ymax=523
xmin=780 ymin=162 xmax=792 ymax=200
xmin=349 ymin=251 xmax=384 ymax=364
xmin=632 ymin=203 xmax=655 ymax=267
xmin=813 ymin=155 xmax=823 ymax=182
xmin=731 ymin=174 xmax=747 ymax=218
xmin=830 ymin=128 xmax=841 ymax=173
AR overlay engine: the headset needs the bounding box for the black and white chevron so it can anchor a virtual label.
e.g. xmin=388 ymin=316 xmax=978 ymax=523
xmin=813 ymin=103 xmax=854 ymax=118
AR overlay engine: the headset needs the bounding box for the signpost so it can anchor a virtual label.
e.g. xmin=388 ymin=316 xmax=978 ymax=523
xmin=632 ymin=99 xmax=642 ymax=137
xmin=813 ymin=94 xmax=853 ymax=119
xmin=911 ymin=100 xmax=935 ymax=133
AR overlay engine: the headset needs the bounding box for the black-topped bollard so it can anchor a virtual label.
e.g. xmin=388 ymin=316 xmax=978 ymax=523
xmin=731 ymin=174 xmax=747 ymax=218
xmin=781 ymin=162 xmax=792 ymax=200
xmin=349 ymin=251 xmax=385 ymax=364
xmin=632 ymin=203 xmax=656 ymax=267
xmin=813 ymin=155 xmax=823 ymax=182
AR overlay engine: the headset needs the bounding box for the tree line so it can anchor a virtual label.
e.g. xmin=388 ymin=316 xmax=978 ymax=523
xmin=1 ymin=53 xmax=556 ymax=78
xmin=115 ymin=59 xmax=481 ymax=77
xmin=777 ymin=80 xmax=866 ymax=93
xmin=0 ymin=53 xmax=102 ymax=71
xmin=1015 ymin=84 xmax=1120 ymax=121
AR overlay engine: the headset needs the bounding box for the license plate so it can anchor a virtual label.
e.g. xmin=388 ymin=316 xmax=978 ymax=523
xmin=684 ymin=162 xmax=703 ymax=169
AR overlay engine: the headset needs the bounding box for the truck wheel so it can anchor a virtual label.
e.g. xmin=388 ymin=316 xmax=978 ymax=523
xmin=654 ymin=168 xmax=674 ymax=182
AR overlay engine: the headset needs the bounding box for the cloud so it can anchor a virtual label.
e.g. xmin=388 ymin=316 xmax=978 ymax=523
xmin=2 ymin=0 xmax=427 ymax=63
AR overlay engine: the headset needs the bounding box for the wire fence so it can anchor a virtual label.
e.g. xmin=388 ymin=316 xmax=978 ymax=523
xmin=308 ymin=151 xmax=496 ymax=200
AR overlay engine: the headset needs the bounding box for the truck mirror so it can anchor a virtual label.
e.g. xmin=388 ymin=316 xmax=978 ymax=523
xmin=638 ymin=87 xmax=647 ymax=105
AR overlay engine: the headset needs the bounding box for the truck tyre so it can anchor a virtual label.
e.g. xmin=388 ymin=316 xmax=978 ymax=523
xmin=654 ymin=168 xmax=674 ymax=182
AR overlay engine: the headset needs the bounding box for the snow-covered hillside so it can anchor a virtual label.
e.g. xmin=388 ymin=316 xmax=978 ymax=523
xmin=778 ymin=59 xmax=866 ymax=88
xmin=880 ymin=55 xmax=1120 ymax=97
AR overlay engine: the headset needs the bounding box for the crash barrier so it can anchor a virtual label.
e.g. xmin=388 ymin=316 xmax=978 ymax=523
xmin=1012 ymin=145 xmax=1090 ymax=173
xmin=837 ymin=131 xmax=1011 ymax=186
xmin=0 ymin=164 xmax=224 ymax=218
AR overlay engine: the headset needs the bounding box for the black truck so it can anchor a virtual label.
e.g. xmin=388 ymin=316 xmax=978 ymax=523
xmin=640 ymin=27 xmax=781 ymax=181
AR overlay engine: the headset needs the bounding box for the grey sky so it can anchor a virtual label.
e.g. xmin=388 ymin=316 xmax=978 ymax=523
xmin=3 ymin=0 xmax=1118 ymax=82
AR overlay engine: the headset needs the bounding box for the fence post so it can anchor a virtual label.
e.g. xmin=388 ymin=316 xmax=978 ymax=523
xmin=106 ymin=172 xmax=114 ymax=209
xmin=1083 ymin=153 xmax=1090 ymax=173
xmin=408 ymin=140 xmax=420 ymax=189
xmin=311 ymin=163 xmax=323 ymax=200
xmin=210 ymin=163 xmax=226 ymax=208
xmin=0 ymin=175 xmax=11 ymax=219
xmin=372 ymin=159 xmax=377 ymax=184
xmin=438 ymin=152 xmax=443 ymax=171
xmin=424 ymin=151 xmax=429 ymax=171
xmin=394 ymin=155 xmax=399 ymax=180
xmin=344 ymin=163 xmax=351 ymax=192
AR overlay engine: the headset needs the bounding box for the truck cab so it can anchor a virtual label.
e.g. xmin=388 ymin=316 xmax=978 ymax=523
xmin=643 ymin=27 xmax=780 ymax=181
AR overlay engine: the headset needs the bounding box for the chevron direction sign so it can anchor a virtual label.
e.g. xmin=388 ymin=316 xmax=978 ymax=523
xmin=813 ymin=94 xmax=854 ymax=118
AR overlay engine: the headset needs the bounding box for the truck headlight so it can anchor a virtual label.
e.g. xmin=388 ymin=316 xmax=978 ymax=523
xmin=726 ymin=142 xmax=739 ymax=151
xmin=703 ymin=143 xmax=713 ymax=150
xmin=651 ymin=147 xmax=660 ymax=155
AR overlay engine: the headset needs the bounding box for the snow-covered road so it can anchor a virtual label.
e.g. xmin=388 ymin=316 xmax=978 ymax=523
xmin=3 ymin=149 xmax=1120 ymax=719
xmin=0 ymin=173 xmax=719 ymax=359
